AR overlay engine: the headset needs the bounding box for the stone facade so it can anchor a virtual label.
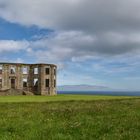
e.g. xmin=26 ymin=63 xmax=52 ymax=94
xmin=0 ymin=63 xmax=57 ymax=95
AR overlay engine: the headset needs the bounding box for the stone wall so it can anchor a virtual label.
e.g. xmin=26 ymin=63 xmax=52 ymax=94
xmin=0 ymin=63 xmax=57 ymax=95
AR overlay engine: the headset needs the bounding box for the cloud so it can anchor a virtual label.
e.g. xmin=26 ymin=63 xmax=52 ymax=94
xmin=0 ymin=0 xmax=140 ymax=58
xmin=0 ymin=40 xmax=29 ymax=53
xmin=0 ymin=30 xmax=140 ymax=73
xmin=26 ymin=31 xmax=140 ymax=63
xmin=0 ymin=0 xmax=140 ymax=32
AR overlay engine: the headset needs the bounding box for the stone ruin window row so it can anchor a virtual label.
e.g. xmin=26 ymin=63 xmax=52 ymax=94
xmin=23 ymin=78 xmax=56 ymax=88
xmin=33 ymin=67 xmax=56 ymax=75
xmin=0 ymin=65 xmax=56 ymax=88
xmin=22 ymin=78 xmax=39 ymax=88
xmin=0 ymin=77 xmax=56 ymax=89
xmin=0 ymin=65 xmax=28 ymax=75
xmin=0 ymin=65 xmax=56 ymax=76
xmin=34 ymin=79 xmax=56 ymax=88
xmin=0 ymin=65 xmax=16 ymax=74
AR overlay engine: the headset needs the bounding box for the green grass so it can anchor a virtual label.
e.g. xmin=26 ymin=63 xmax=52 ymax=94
xmin=0 ymin=94 xmax=138 ymax=102
xmin=0 ymin=95 xmax=139 ymax=140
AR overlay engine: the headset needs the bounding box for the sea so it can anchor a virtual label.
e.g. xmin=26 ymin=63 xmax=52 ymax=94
xmin=57 ymin=91 xmax=140 ymax=96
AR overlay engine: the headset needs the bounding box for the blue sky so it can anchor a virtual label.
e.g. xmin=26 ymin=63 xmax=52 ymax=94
xmin=0 ymin=0 xmax=140 ymax=90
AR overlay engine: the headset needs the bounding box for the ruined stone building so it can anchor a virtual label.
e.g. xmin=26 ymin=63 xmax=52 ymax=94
xmin=0 ymin=63 xmax=57 ymax=95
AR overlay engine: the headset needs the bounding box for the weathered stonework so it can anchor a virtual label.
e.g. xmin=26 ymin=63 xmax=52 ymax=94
xmin=0 ymin=63 xmax=57 ymax=95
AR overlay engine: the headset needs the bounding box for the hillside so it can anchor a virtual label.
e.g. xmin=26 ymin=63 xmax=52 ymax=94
xmin=58 ymin=85 xmax=110 ymax=91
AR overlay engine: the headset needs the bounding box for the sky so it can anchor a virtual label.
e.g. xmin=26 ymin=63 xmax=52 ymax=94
xmin=0 ymin=0 xmax=140 ymax=90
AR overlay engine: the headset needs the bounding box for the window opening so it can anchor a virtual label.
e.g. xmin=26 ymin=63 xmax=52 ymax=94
xmin=10 ymin=67 xmax=16 ymax=74
xmin=23 ymin=67 xmax=28 ymax=74
xmin=23 ymin=78 xmax=27 ymax=87
xmin=0 ymin=65 xmax=2 ymax=74
xmin=34 ymin=68 xmax=38 ymax=74
xmin=34 ymin=78 xmax=38 ymax=87
xmin=45 ymin=68 xmax=50 ymax=75
xmin=45 ymin=79 xmax=49 ymax=87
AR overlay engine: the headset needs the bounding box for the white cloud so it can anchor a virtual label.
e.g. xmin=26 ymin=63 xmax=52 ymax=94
xmin=1 ymin=30 xmax=140 ymax=73
xmin=0 ymin=0 xmax=140 ymax=32
xmin=26 ymin=31 xmax=140 ymax=63
xmin=0 ymin=40 xmax=29 ymax=53
xmin=0 ymin=0 xmax=140 ymax=59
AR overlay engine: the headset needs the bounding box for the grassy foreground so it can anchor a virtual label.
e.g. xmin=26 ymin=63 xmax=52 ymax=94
xmin=0 ymin=94 xmax=137 ymax=102
xmin=0 ymin=95 xmax=139 ymax=140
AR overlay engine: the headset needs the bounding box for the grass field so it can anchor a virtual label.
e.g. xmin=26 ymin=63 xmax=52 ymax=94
xmin=0 ymin=94 xmax=139 ymax=140
xmin=0 ymin=94 xmax=138 ymax=102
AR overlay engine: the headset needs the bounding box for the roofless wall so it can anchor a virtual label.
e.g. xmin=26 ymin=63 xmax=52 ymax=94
xmin=0 ymin=63 xmax=57 ymax=95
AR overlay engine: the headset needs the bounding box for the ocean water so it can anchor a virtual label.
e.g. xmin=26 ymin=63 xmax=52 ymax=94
xmin=57 ymin=91 xmax=140 ymax=96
